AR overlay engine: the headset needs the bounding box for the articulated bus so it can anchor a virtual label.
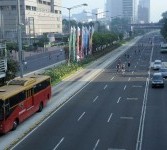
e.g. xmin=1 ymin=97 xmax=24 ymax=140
xmin=0 ymin=74 xmax=51 ymax=134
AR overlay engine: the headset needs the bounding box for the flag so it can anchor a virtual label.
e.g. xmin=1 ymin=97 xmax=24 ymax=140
xmin=72 ymin=27 xmax=76 ymax=61
xmin=76 ymin=26 xmax=80 ymax=61
xmin=69 ymin=27 xmax=73 ymax=63
xmin=89 ymin=26 xmax=94 ymax=55
xmin=81 ymin=26 xmax=85 ymax=59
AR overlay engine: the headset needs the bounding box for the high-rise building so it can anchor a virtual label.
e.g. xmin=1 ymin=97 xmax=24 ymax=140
xmin=105 ymin=0 xmax=138 ymax=23
xmin=92 ymin=8 xmax=105 ymax=21
xmin=106 ymin=0 xmax=122 ymax=18
xmin=138 ymin=0 xmax=150 ymax=23
xmin=0 ymin=0 xmax=62 ymax=41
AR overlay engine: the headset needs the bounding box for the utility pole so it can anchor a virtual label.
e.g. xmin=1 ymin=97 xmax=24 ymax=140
xmin=17 ymin=0 xmax=23 ymax=78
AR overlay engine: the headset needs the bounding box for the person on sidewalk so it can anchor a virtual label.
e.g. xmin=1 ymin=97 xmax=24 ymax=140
xmin=128 ymin=61 xmax=131 ymax=71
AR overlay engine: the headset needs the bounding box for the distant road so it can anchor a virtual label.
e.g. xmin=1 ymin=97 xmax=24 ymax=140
xmin=23 ymin=47 xmax=65 ymax=74
xmin=14 ymin=35 xmax=162 ymax=76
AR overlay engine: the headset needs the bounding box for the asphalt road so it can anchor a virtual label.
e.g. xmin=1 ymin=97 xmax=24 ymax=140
xmin=11 ymin=32 xmax=167 ymax=150
xmin=23 ymin=48 xmax=65 ymax=74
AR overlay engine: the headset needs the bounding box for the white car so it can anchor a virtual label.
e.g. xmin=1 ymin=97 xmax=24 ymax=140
xmin=153 ymin=60 xmax=162 ymax=70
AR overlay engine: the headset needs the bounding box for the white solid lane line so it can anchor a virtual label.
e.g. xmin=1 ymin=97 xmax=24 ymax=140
xmin=132 ymin=85 xmax=143 ymax=88
xmin=93 ymin=96 xmax=99 ymax=103
xmin=127 ymin=98 xmax=138 ymax=101
xmin=104 ymin=85 xmax=108 ymax=90
xmin=93 ymin=139 xmax=100 ymax=150
xmin=111 ymin=77 xmax=115 ymax=80
xmin=107 ymin=113 xmax=113 ymax=123
xmin=53 ymin=137 xmax=64 ymax=150
xmin=117 ymin=97 xmax=122 ymax=103
xmin=120 ymin=117 xmax=134 ymax=120
xmin=77 ymin=112 xmax=86 ymax=122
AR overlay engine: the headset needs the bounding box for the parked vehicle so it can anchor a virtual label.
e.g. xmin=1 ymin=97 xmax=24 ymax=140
xmin=0 ymin=74 xmax=52 ymax=134
xmin=159 ymin=68 xmax=167 ymax=78
xmin=151 ymin=72 xmax=164 ymax=88
xmin=153 ymin=60 xmax=162 ymax=70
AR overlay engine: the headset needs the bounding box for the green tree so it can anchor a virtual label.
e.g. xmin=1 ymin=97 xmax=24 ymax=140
xmin=160 ymin=11 xmax=167 ymax=41
xmin=37 ymin=34 xmax=49 ymax=47
xmin=6 ymin=42 xmax=18 ymax=51
xmin=5 ymin=58 xmax=19 ymax=81
xmin=92 ymin=32 xmax=119 ymax=53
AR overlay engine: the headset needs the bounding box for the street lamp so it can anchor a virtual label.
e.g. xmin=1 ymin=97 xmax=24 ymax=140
xmin=54 ymin=3 xmax=88 ymax=33
xmin=54 ymin=3 xmax=88 ymax=65
xmin=17 ymin=0 xmax=24 ymax=78
xmin=84 ymin=10 xmax=109 ymax=32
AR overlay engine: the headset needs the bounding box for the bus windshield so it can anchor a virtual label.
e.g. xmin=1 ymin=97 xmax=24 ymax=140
xmin=0 ymin=100 xmax=4 ymax=121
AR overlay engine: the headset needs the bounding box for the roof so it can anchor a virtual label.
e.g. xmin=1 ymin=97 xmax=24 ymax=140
xmin=154 ymin=60 xmax=161 ymax=62
xmin=0 ymin=74 xmax=50 ymax=100
xmin=153 ymin=72 xmax=162 ymax=76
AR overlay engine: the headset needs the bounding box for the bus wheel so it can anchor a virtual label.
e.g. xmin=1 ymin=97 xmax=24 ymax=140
xmin=12 ymin=120 xmax=18 ymax=131
xmin=38 ymin=102 xmax=43 ymax=112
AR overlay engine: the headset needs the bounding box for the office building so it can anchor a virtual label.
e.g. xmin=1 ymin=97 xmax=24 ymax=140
xmin=0 ymin=0 xmax=62 ymax=41
xmin=106 ymin=0 xmax=122 ymax=18
xmin=138 ymin=0 xmax=150 ymax=23
xmin=106 ymin=0 xmax=138 ymax=23
xmin=92 ymin=8 xmax=105 ymax=21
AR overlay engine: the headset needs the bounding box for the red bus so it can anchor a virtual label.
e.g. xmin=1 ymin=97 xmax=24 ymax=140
xmin=0 ymin=74 xmax=51 ymax=134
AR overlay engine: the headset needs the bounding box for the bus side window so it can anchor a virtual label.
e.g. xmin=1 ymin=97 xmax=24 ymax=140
xmin=33 ymin=79 xmax=50 ymax=94
xmin=9 ymin=91 xmax=26 ymax=107
xmin=26 ymin=89 xmax=32 ymax=98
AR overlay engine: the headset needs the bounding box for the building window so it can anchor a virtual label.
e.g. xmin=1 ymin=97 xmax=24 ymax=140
xmin=26 ymin=5 xmax=31 ymax=10
xmin=11 ymin=5 xmax=16 ymax=11
xmin=38 ymin=0 xmax=42 ymax=4
xmin=0 ymin=6 xmax=10 ymax=11
xmin=32 ymin=6 xmax=36 ymax=11
xmin=55 ymin=10 xmax=58 ymax=14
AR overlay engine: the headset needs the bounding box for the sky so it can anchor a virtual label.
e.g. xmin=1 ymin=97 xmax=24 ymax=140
xmin=62 ymin=0 xmax=167 ymax=22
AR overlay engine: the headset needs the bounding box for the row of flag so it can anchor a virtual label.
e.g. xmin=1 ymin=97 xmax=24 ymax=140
xmin=69 ymin=26 xmax=94 ymax=62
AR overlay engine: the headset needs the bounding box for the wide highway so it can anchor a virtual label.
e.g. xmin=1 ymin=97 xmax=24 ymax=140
xmin=12 ymin=32 xmax=167 ymax=150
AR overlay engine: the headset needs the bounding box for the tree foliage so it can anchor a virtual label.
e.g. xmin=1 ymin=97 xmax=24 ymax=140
xmin=5 ymin=58 xmax=19 ymax=81
xmin=6 ymin=42 xmax=18 ymax=51
xmin=92 ymin=32 xmax=118 ymax=53
xmin=160 ymin=11 xmax=167 ymax=41
xmin=36 ymin=34 xmax=49 ymax=47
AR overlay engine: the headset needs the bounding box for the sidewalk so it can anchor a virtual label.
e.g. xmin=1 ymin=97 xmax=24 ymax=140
xmin=0 ymin=36 xmax=142 ymax=150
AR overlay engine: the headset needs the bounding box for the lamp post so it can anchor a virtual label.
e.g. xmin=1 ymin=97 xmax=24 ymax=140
xmin=84 ymin=10 xmax=109 ymax=32
xmin=17 ymin=0 xmax=23 ymax=78
xmin=54 ymin=3 xmax=88 ymax=65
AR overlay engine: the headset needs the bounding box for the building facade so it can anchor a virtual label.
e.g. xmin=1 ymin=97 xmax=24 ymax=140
xmin=106 ymin=0 xmax=122 ymax=18
xmin=106 ymin=0 xmax=138 ymax=23
xmin=0 ymin=0 xmax=62 ymax=41
xmin=92 ymin=8 xmax=105 ymax=21
xmin=138 ymin=0 xmax=150 ymax=23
